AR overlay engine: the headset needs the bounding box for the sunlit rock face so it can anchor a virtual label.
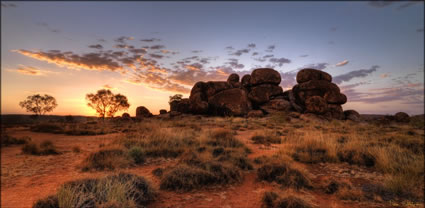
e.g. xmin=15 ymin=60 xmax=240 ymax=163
xmin=171 ymin=68 xmax=351 ymax=119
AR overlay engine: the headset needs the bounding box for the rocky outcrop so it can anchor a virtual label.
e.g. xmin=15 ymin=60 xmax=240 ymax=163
xmin=159 ymin=109 xmax=167 ymax=115
xmin=291 ymin=69 xmax=347 ymax=119
xmin=122 ymin=113 xmax=130 ymax=118
xmin=167 ymin=67 xmax=354 ymax=119
xmin=344 ymin=110 xmax=361 ymax=122
xmin=136 ymin=106 xmax=152 ymax=118
xmin=394 ymin=112 xmax=410 ymax=123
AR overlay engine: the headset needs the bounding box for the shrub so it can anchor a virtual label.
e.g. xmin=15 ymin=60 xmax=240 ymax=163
xmin=36 ymin=173 xmax=156 ymax=208
xmin=337 ymin=149 xmax=375 ymax=167
xmin=32 ymin=195 xmax=59 ymax=208
xmin=81 ymin=148 xmax=131 ymax=171
xmin=262 ymin=191 xmax=313 ymax=208
xmin=30 ymin=124 xmax=63 ymax=134
xmin=128 ymin=146 xmax=145 ymax=164
xmin=160 ymin=163 xmax=242 ymax=191
xmin=206 ymin=129 xmax=244 ymax=148
xmin=1 ymin=134 xmax=30 ymax=147
xmin=257 ymin=160 xmax=312 ymax=189
xmin=22 ymin=142 xmax=40 ymax=155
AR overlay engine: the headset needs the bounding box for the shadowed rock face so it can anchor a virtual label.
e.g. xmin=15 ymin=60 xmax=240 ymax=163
xmin=296 ymin=68 xmax=332 ymax=83
xmin=394 ymin=112 xmax=410 ymax=123
xmin=168 ymin=67 xmax=353 ymax=119
xmin=344 ymin=110 xmax=361 ymax=121
xmin=136 ymin=106 xmax=152 ymax=118
xmin=250 ymin=68 xmax=281 ymax=86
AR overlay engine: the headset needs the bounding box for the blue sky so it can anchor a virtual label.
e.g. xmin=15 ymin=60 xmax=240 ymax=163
xmin=1 ymin=1 xmax=424 ymax=115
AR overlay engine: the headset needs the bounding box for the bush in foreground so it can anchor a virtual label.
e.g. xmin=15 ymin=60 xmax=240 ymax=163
xmin=33 ymin=173 xmax=156 ymax=208
xmin=262 ymin=191 xmax=313 ymax=208
xmin=81 ymin=148 xmax=131 ymax=171
xmin=21 ymin=140 xmax=59 ymax=155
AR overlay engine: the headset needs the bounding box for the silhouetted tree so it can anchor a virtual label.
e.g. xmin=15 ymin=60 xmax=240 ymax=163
xmin=169 ymin=94 xmax=183 ymax=104
xmin=19 ymin=94 xmax=58 ymax=116
xmin=86 ymin=89 xmax=130 ymax=119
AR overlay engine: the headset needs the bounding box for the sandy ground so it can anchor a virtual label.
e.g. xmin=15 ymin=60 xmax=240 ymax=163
xmin=1 ymin=127 xmax=395 ymax=208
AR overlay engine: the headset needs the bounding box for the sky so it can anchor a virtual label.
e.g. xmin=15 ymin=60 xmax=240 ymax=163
xmin=1 ymin=1 xmax=424 ymax=116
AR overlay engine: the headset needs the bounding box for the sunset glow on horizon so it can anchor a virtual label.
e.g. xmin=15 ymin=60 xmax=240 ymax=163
xmin=2 ymin=1 xmax=424 ymax=116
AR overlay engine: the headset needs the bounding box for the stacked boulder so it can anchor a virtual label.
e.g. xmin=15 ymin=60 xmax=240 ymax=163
xmin=290 ymin=69 xmax=347 ymax=120
xmin=170 ymin=67 xmax=353 ymax=119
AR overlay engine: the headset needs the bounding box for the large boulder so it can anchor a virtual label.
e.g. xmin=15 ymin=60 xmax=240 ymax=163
xmin=136 ymin=106 xmax=152 ymax=118
xmin=248 ymin=84 xmax=283 ymax=104
xmin=247 ymin=110 xmax=264 ymax=117
xmin=208 ymin=88 xmax=251 ymax=116
xmin=250 ymin=68 xmax=281 ymax=86
xmin=241 ymin=74 xmax=252 ymax=88
xmin=122 ymin=113 xmax=130 ymax=118
xmin=260 ymin=99 xmax=291 ymax=114
xmin=227 ymin=73 xmax=240 ymax=88
xmin=325 ymin=104 xmax=344 ymax=120
xmin=394 ymin=112 xmax=410 ymax=123
xmin=205 ymin=81 xmax=232 ymax=99
xmin=296 ymin=68 xmax=332 ymax=84
xmin=324 ymin=91 xmax=347 ymax=105
xmin=189 ymin=94 xmax=208 ymax=114
xmin=344 ymin=110 xmax=361 ymax=122
xmin=170 ymin=98 xmax=191 ymax=113
xmin=292 ymin=80 xmax=340 ymax=105
xmin=159 ymin=109 xmax=167 ymax=114
xmin=288 ymin=90 xmax=303 ymax=113
xmin=305 ymin=96 xmax=328 ymax=114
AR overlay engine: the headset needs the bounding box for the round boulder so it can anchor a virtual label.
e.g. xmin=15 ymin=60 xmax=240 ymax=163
xmin=122 ymin=112 xmax=130 ymax=118
xmin=344 ymin=110 xmax=361 ymax=122
xmin=305 ymin=96 xmax=328 ymax=114
xmin=159 ymin=109 xmax=167 ymax=114
xmin=260 ymin=99 xmax=291 ymax=114
xmin=394 ymin=112 xmax=410 ymax=123
xmin=136 ymin=106 xmax=152 ymax=118
xmin=241 ymin=74 xmax=252 ymax=88
xmin=227 ymin=73 xmax=240 ymax=84
xmin=296 ymin=68 xmax=332 ymax=84
xmin=325 ymin=104 xmax=344 ymax=120
xmin=248 ymin=84 xmax=283 ymax=104
xmin=208 ymin=88 xmax=251 ymax=116
xmin=247 ymin=110 xmax=264 ymax=117
xmin=324 ymin=91 xmax=347 ymax=105
xmin=250 ymin=68 xmax=281 ymax=86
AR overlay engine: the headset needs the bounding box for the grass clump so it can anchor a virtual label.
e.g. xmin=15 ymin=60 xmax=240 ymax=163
xmin=205 ymin=129 xmax=244 ymax=148
xmin=33 ymin=195 xmax=59 ymax=208
xmin=160 ymin=162 xmax=242 ymax=191
xmin=257 ymin=159 xmax=312 ymax=190
xmin=21 ymin=140 xmax=59 ymax=155
xmin=128 ymin=146 xmax=145 ymax=164
xmin=30 ymin=123 xmax=63 ymax=134
xmin=262 ymin=191 xmax=313 ymax=208
xmin=33 ymin=173 xmax=156 ymax=208
xmin=81 ymin=148 xmax=131 ymax=171
xmin=250 ymin=131 xmax=281 ymax=145
xmin=1 ymin=134 xmax=30 ymax=147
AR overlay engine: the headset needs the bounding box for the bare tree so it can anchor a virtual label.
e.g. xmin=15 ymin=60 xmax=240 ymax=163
xmin=86 ymin=89 xmax=130 ymax=119
xmin=19 ymin=94 xmax=58 ymax=116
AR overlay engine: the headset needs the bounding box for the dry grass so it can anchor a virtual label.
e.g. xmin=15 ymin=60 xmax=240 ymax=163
xmin=262 ymin=191 xmax=314 ymax=208
xmin=81 ymin=148 xmax=132 ymax=171
xmin=33 ymin=173 xmax=156 ymax=208
xmin=21 ymin=140 xmax=59 ymax=155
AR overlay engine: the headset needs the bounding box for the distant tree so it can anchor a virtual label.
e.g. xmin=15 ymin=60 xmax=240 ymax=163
xmin=169 ymin=94 xmax=183 ymax=104
xmin=86 ymin=89 xmax=130 ymax=119
xmin=19 ymin=94 xmax=58 ymax=116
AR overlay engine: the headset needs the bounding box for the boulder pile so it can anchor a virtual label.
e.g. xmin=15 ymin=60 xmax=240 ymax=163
xmin=167 ymin=67 xmax=360 ymax=120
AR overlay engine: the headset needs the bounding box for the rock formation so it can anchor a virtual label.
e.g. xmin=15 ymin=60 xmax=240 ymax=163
xmin=169 ymin=67 xmax=353 ymax=120
xmin=136 ymin=106 xmax=152 ymax=118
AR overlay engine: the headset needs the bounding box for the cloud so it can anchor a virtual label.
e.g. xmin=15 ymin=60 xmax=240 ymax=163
xmin=417 ymin=28 xmax=424 ymax=33
xmin=328 ymin=41 xmax=335 ymax=45
xmin=397 ymin=1 xmax=420 ymax=10
xmin=247 ymin=43 xmax=256 ymax=48
xmin=252 ymin=52 xmax=259 ymax=56
xmin=10 ymin=65 xmax=58 ymax=76
xmin=300 ymin=54 xmax=309 ymax=58
xmin=140 ymin=38 xmax=161 ymax=42
xmin=150 ymin=45 xmax=166 ymax=50
xmin=225 ymin=46 xmax=234 ymax=50
xmin=380 ymin=73 xmax=389 ymax=78
xmin=192 ymin=50 xmax=202 ymax=53
xmin=98 ymin=39 xmax=107 ymax=42
xmin=89 ymin=44 xmax=103 ymax=50
xmin=335 ymin=60 xmax=349 ymax=67
xmin=330 ymin=27 xmax=338 ymax=32
xmin=103 ymin=84 xmax=117 ymax=90
xmin=35 ymin=22 xmax=61 ymax=33
xmin=115 ymin=36 xmax=134 ymax=43
xmin=300 ymin=63 xmax=329 ymax=71
xmin=265 ymin=45 xmax=275 ymax=52
xmin=230 ymin=49 xmax=250 ymax=56
xmin=14 ymin=49 xmax=124 ymax=72
xmin=1 ymin=3 xmax=16 ymax=8
xmin=226 ymin=58 xmax=245 ymax=69
xmin=149 ymin=54 xmax=164 ymax=59
xmin=269 ymin=57 xmax=291 ymax=67
xmin=368 ymin=1 xmax=394 ymax=8
xmin=333 ymin=65 xmax=379 ymax=84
